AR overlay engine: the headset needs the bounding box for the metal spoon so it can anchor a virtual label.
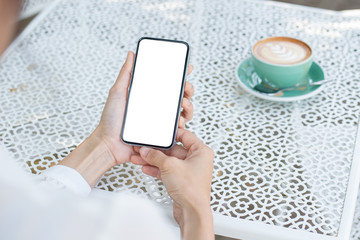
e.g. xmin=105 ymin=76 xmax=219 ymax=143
xmin=254 ymin=79 xmax=335 ymax=96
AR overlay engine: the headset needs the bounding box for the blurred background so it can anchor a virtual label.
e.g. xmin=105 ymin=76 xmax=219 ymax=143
xmin=276 ymin=0 xmax=360 ymax=10
xmin=16 ymin=0 xmax=360 ymax=37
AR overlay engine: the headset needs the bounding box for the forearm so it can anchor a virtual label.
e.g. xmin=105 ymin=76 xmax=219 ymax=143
xmin=58 ymin=128 xmax=115 ymax=188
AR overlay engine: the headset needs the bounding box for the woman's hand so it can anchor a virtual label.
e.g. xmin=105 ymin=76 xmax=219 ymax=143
xmin=131 ymin=129 xmax=215 ymax=240
xmin=94 ymin=51 xmax=194 ymax=165
xmin=59 ymin=51 xmax=194 ymax=187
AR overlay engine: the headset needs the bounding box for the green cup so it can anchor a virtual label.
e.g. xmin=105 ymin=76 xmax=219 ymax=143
xmin=251 ymin=37 xmax=313 ymax=89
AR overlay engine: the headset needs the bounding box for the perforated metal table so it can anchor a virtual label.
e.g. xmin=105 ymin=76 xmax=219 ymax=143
xmin=1 ymin=0 xmax=360 ymax=239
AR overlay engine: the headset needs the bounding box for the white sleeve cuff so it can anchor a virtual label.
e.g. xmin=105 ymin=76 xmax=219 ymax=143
xmin=42 ymin=165 xmax=92 ymax=197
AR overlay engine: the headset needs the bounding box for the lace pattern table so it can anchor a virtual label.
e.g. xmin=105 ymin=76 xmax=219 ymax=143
xmin=1 ymin=0 xmax=360 ymax=239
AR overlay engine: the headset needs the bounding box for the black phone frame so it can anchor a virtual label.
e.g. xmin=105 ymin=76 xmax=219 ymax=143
xmin=121 ymin=37 xmax=190 ymax=150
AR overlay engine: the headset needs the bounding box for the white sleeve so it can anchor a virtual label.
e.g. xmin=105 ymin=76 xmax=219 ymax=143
xmin=0 ymin=145 xmax=180 ymax=240
xmin=41 ymin=165 xmax=92 ymax=197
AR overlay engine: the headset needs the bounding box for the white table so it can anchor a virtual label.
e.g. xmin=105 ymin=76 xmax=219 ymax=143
xmin=1 ymin=0 xmax=360 ymax=239
xmin=20 ymin=0 xmax=53 ymax=19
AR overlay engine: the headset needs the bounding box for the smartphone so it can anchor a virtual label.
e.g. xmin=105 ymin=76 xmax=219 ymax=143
xmin=121 ymin=37 xmax=190 ymax=149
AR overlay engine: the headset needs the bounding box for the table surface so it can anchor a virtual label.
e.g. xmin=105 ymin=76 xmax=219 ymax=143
xmin=1 ymin=0 xmax=360 ymax=239
xmin=20 ymin=0 xmax=52 ymax=19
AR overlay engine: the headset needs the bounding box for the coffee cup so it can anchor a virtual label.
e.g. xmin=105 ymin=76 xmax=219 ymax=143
xmin=251 ymin=36 xmax=313 ymax=88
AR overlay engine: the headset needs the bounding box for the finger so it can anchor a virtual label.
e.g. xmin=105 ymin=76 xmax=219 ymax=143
xmin=187 ymin=65 xmax=194 ymax=75
xmin=176 ymin=128 xmax=203 ymax=151
xmin=178 ymin=116 xmax=185 ymax=129
xmin=139 ymin=147 xmax=169 ymax=168
xmin=162 ymin=144 xmax=188 ymax=160
xmin=112 ymin=51 xmax=135 ymax=92
xmin=130 ymin=155 xmax=148 ymax=165
xmin=136 ymin=144 xmax=187 ymax=160
xmin=142 ymin=165 xmax=161 ymax=179
xmin=133 ymin=146 xmax=141 ymax=153
xmin=181 ymin=98 xmax=193 ymax=122
xmin=184 ymin=81 xmax=194 ymax=99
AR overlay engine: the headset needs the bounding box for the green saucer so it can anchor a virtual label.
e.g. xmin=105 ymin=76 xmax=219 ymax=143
xmin=235 ymin=58 xmax=325 ymax=102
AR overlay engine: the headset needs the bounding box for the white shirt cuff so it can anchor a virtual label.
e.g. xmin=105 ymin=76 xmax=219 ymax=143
xmin=42 ymin=165 xmax=92 ymax=197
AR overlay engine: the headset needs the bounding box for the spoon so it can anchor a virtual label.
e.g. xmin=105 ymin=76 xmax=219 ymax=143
xmin=254 ymin=79 xmax=335 ymax=96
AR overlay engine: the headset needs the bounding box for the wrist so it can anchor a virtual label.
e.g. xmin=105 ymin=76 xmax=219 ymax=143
xmin=59 ymin=130 xmax=115 ymax=188
xmin=180 ymin=198 xmax=214 ymax=240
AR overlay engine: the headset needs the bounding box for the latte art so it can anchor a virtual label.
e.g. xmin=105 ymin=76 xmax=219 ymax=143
xmin=253 ymin=38 xmax=311 ymax=65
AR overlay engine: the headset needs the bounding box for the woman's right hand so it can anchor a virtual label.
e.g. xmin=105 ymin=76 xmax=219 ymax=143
xmin=131 ymin=129 xmax=215 ymax=240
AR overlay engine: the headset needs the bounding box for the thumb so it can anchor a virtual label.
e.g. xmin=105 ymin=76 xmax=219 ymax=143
xmin=139 ymin=147 xmax=168 ymax=168
xmin=112 ymin=51 xmax=135 ymax=92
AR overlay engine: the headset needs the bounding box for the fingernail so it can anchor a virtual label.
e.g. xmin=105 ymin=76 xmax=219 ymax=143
xmin=140 ymin=147 xmax=150 ymax=157
xmin=127 ymin=51 xmax=132 ymax=59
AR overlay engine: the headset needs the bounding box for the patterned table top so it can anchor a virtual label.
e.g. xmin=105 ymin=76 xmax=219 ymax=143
xmin=2 ymin=0 xmax=360 ymax=239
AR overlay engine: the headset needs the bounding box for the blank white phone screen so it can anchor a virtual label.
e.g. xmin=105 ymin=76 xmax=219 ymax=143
xmin=122 ymin=39 xmax=188 ymax=148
